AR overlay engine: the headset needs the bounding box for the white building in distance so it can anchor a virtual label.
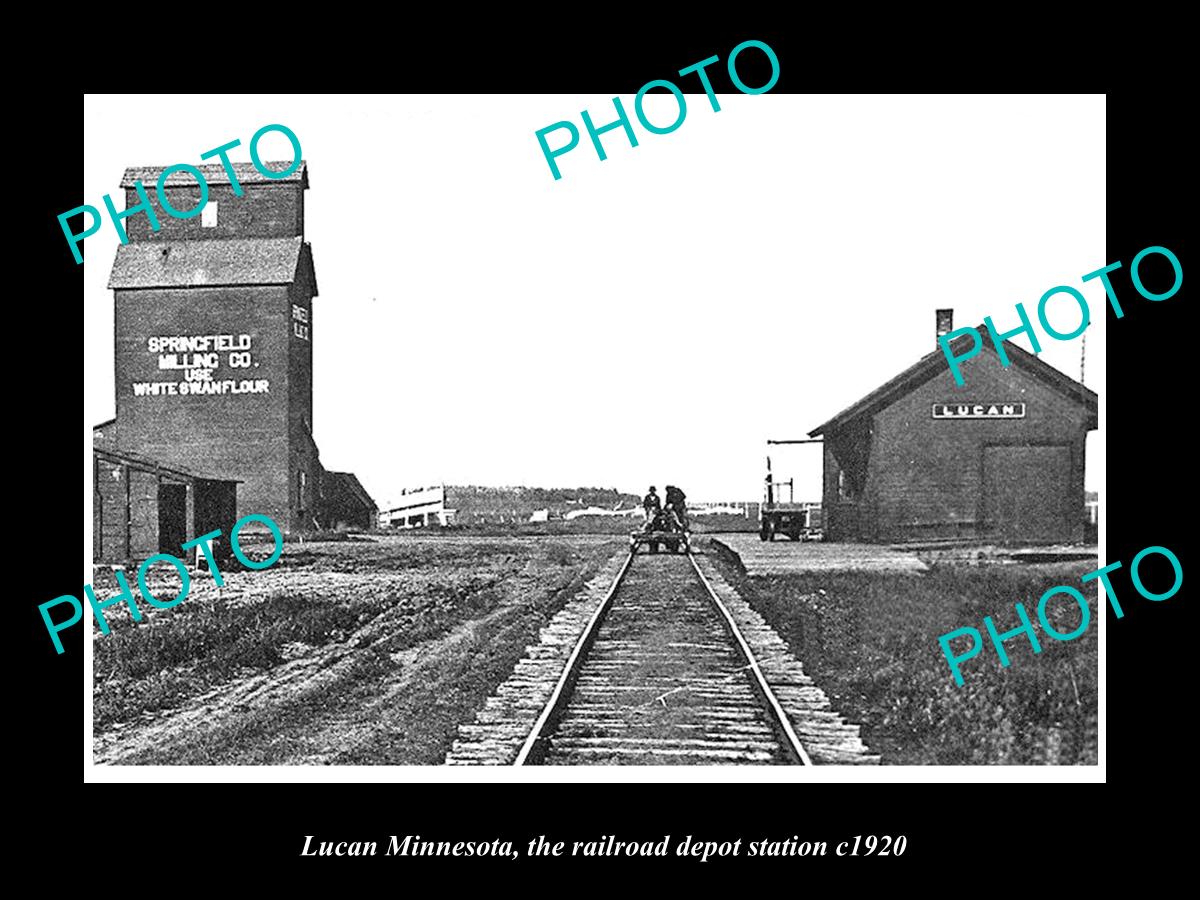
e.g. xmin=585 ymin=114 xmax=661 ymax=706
xmin=378 ymin=485 xmax=454 ymax=528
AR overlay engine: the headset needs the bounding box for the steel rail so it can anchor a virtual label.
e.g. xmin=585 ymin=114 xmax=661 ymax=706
xmin=513 ymin=550 xmax=636 ymax=765
xmin=514 ymin=546 xmax=812 ymax=766
xmin=687 ymin=552 xmax=813 ymax=765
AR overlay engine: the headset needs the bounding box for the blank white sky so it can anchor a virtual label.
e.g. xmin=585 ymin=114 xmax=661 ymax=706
xmin=83 ymin=94 xmax=1105 ymax=506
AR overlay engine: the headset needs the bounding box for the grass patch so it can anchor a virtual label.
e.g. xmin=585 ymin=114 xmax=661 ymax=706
xmin=94 ymin=537 xmax=622 ymax=764
xmin=94 ymin=588 xmax=395 ymax=730
xmin=710 ymin=542 xmax=1097 ymax=765
xmin=94 ymin=563 xmax=509 ymax=731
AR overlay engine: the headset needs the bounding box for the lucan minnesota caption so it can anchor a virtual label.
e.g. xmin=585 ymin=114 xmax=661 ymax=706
xmin=300 ymin=834 xmax=908 ymax=859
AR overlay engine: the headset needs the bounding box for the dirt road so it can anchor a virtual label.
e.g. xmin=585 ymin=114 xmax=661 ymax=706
xmin=93 ymin=535 xmax=623 ymax=765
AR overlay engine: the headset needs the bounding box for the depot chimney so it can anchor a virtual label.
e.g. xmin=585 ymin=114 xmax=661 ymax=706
xmin=936 ymin=308 xmax=953 ymax=346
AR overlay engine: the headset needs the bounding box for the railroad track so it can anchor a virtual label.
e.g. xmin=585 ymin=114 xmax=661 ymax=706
xmin=446 ymin=543 xmax=878 ymax=766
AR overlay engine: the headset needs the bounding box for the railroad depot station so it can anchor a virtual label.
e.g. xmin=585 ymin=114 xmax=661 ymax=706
xmin=809 ymin=310 xmax=1097 ymax=545
xmin=92 ymin=161 xmax=376 ymax=565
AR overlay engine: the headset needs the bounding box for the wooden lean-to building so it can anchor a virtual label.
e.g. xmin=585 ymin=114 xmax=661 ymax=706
xmin=92 ymin=427 xmax=238 ymax=566
xmin=810 ymin=311 xmax=1097 ymax=544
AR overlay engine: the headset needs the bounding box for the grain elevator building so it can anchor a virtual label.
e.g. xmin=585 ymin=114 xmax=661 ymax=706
xmin=102 ymin=160 xmax=372 ymax=535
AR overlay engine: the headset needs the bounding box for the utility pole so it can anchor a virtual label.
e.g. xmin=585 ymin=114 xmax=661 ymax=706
xmin=1080 ymin=329 xmax=1087 ymax=385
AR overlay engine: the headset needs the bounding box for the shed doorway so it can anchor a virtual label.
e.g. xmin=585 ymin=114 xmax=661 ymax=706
xmin=158 ymin=482 xmax=188 ymax=553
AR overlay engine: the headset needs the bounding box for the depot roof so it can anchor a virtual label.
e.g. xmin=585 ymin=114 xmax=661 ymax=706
xmin=809 ymin=328 xmax=1098 ymax=436
xmin=108 ymin=236 xmax=316 ymax=291
xmin=120 ymin=161 xmax=308 ymax=188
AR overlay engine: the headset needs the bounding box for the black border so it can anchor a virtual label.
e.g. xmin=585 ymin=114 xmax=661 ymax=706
xmin=22 ymin=26 xmax=1189 ymax=881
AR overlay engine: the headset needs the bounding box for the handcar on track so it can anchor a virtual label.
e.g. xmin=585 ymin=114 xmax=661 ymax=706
xmin=630 ymin=507 xmax=690 ymax=554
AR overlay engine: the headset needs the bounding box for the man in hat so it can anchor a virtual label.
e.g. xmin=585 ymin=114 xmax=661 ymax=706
xmin=643 ymin=486 xmax=662 ymax=527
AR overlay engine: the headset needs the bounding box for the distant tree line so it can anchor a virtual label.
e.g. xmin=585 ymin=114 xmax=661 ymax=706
xmin=447 ymin=485 xmax=640 ymax=518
